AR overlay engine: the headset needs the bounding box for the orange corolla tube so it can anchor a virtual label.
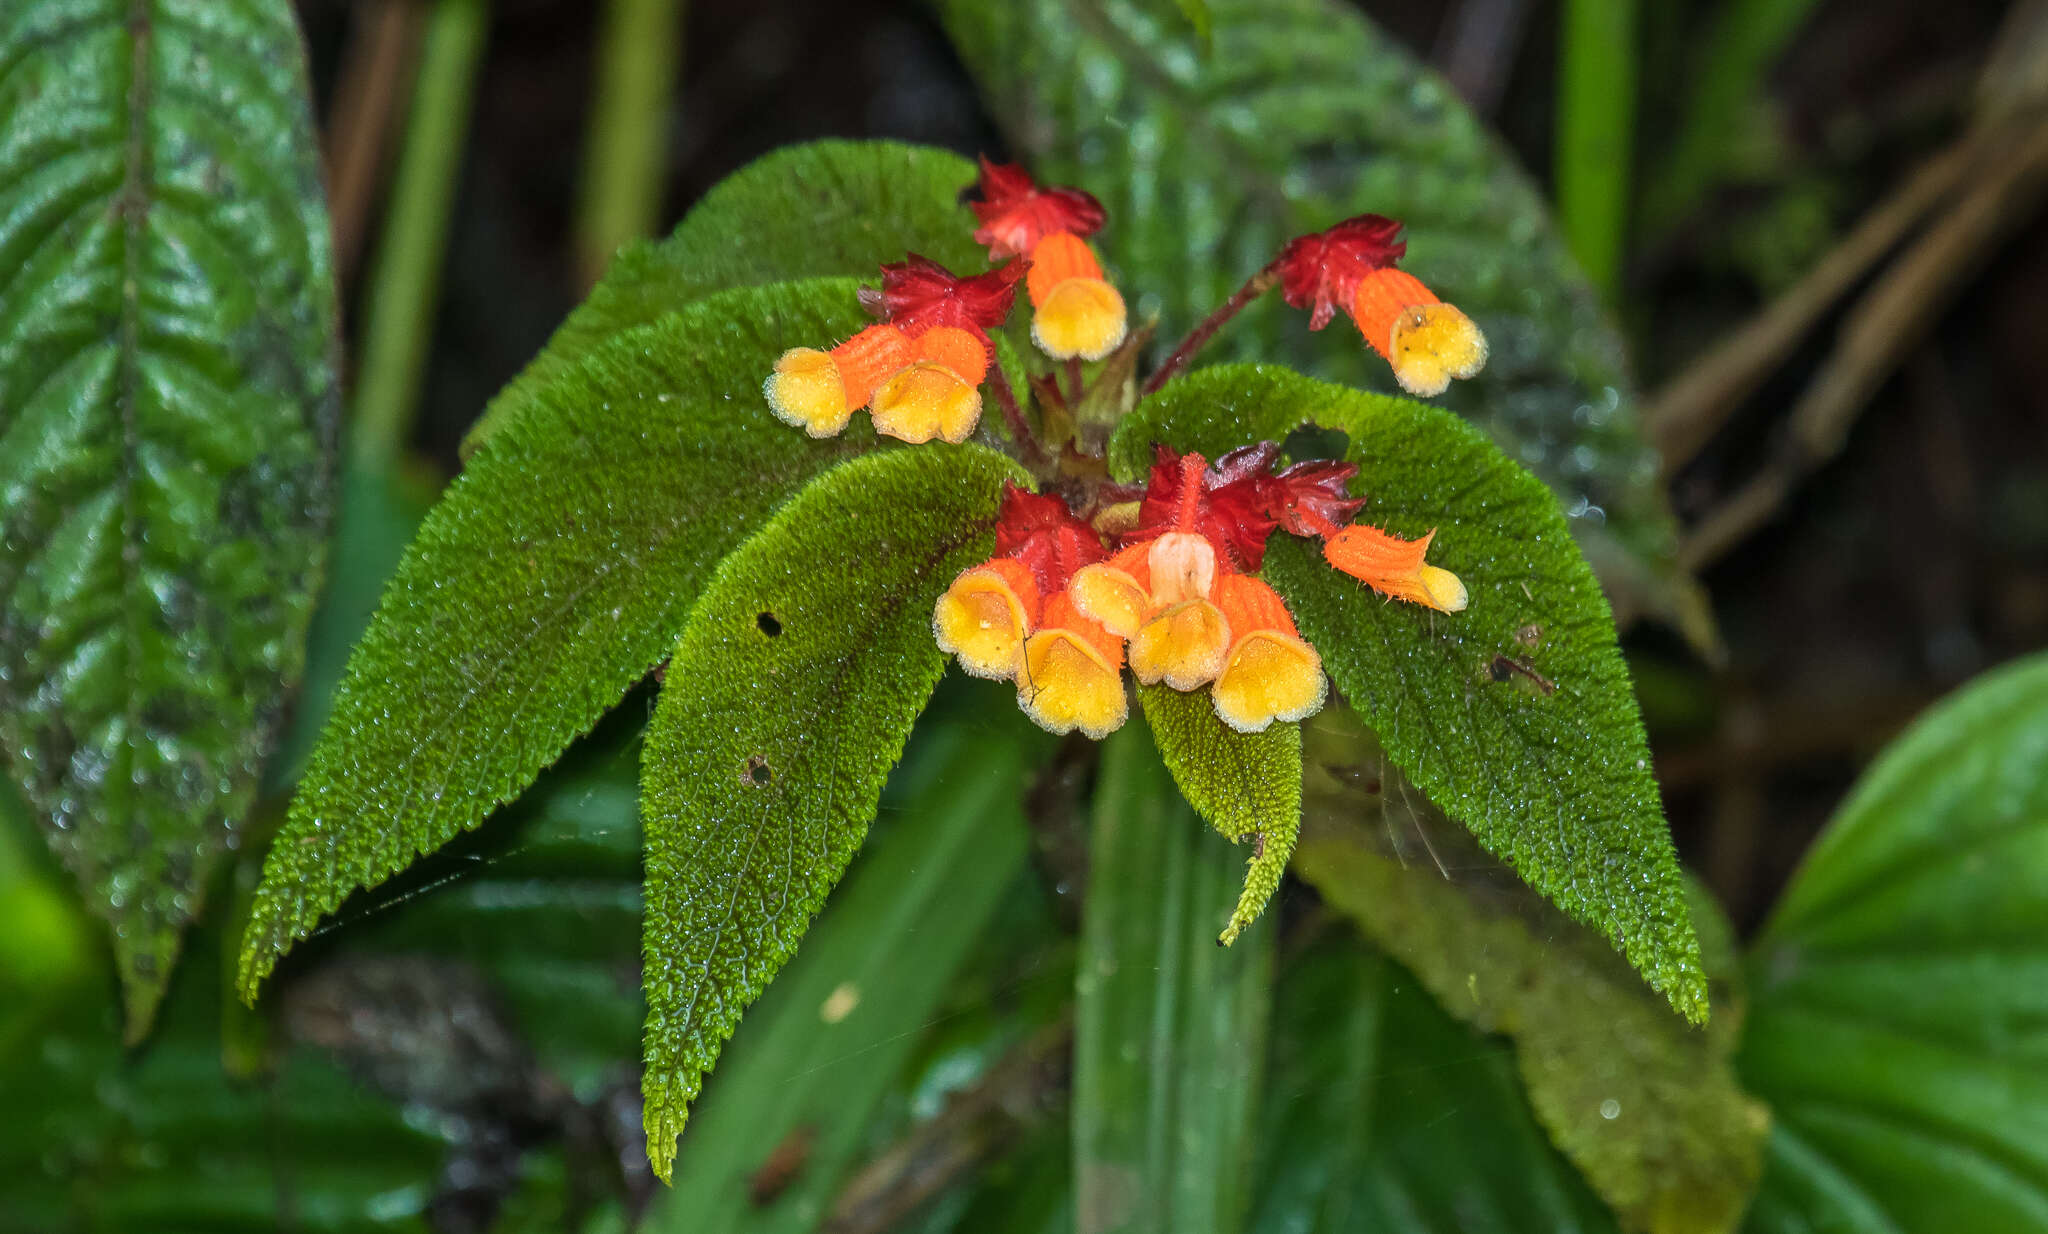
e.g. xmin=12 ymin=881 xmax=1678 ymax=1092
xmin=1210 ymin=575 xmax=1326 ymax=732
xmin=1018 ymin=593 xmax=1129 ymax=738
xmin=1321 ymin=523 xmax=1468 ymax=612
xmin=764 ymin=324 xmax=915 ymax=436
xmin=933 ymin=558 xmax=1042 ymax=680
xmin=1026 ymin=232 xmax=1128 ymax=362
xmin=1348 ymin=268 xmax=1487 ymax=399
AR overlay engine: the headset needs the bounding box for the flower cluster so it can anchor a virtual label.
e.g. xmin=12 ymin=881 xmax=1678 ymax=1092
xmin=933 ymin=447 xmax=1468 ymax=739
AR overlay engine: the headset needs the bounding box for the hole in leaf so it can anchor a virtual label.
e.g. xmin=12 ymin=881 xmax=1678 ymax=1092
xmin=756 ymin=611 xmax=782 ymax=637
xmin=744 ymin=756 xmax=773 ymax=786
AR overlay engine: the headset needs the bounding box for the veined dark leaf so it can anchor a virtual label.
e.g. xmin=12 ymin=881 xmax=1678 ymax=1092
xmin=935 ymin=0 xmax=1708 ymax=640
xmin=464 ymin=140 xmax=988 ymax=457
xmin=1250 ymin=941 xmax=1621 ymax=1234
xmin=1136 ymin=682 xmax=1300 ymax=945
xmin=1115 ymin=364 xmax=1706 ymax=1022
xmin=238 ymin=279 xmax=880 ymax=1000
xmin=638 ymin=444 xmax=1028 ymax=1181
xmin=1075 ymin=722 xmax=1273 ymax=1234
xmin=1294 ymin=705 xmax=1768 ymax=1234
xmin=1741 ymin=651 xmax=2048 ymax=1232
xmin=0 ymin=0 xmax=338 ymax=1034
xmin=650 ymin=722 xmax=1044 ymax=1230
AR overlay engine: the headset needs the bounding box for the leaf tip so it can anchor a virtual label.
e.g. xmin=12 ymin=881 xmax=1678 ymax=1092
xmin=114 ymin=943 xmax=174 ymax=1047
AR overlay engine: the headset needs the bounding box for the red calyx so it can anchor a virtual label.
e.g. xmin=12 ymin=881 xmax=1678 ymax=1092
xmin=993 ymin=482 xmax=1107 ymax=594
xmin=968 ymin=157 xmax=1107 ymax=260
xmin=1125 ymin=444 xmax=1364 ymax=570
xmin=860 ymin=254 xmax=1025 ymax=339
xmin=1274 ymin=214 xmax=1407 ymax=331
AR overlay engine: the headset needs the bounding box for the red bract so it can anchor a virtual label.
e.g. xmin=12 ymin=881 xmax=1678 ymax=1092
xmin=992 ymin=482 xmax=1106 ymax=592
xmin=1129 ymin=446 xmax=1279 ymax=571
xmin=1126 ymin=444 xmax=1364 ymax=570
xmin=1274 ymin=213 xmax=1406 ymax=331
xmin=968 ymin=158 xmax=1107 ymax=260
xmin=859 ymin=254 xmax=1024 ymax=338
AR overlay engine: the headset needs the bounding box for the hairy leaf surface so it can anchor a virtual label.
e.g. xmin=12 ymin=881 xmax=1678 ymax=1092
xmin=652 ymin=723 xmax=1041 ymax=1228
xmin=936 ymin=0 xmax=1705 ymax=637
xmin=239 ymin=279 xmax=877 ymax=998
xmin=638 ymin=445 xmax=1027 ymax=1181
xmin=1116 ymin=364 xmax=1705 ymax=1021
xmin=1075 ymin=722 xmax=1274 ymax=1234
xmin=465 ymin=140 xmax=987 ymax=456
xmin=1295 ymin=706 xmax=1768 ymax=1234
xmin=0 ymin=0 xmax=338 ymax=1032
xmin=1741 ymin=651 xmax=2048 ymax=1232
xmin=1136 ymin=683 xmax=1300 ymax=945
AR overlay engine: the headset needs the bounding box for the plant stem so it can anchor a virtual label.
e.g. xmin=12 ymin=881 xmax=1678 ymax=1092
xmin=1555 ymin=0 xmax=1638 ymax=301
xmin=1064 ymin=355 xmax=1084 ymax=405
xmin=1140 ymin=264 xmax=1279 ymax=398
xmin=349 ymin=0 xmax=489 ymax=470
xmin=575 ymin=0 xmax=684 ymax=289
xmin=986 ymin=362 xmax=1048 ymax=468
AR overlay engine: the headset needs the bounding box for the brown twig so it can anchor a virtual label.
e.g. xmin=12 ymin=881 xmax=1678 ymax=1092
xmin=1140 ymin=264 xmax=1280 ymax=398
xmin=1679 ymin=113 xmax=2048 ymax=570
xmin=824 ymin=1019 xmax=1074 ymax=1234
xmin=324 ymin=0 xmax=427 ymax=287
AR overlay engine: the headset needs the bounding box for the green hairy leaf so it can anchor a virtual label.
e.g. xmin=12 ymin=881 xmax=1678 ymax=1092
xmin=1137 ymin=683 xmax=1301 ymax=945
xmin=1115 ymin=364 xmax=1706 ymax=1022
xmin=1077 ymin=723 xmax=1274 ymax=1234
xmin=652 ymin=723 xmax=1041 ymax=1229
xmin=1294 ymin=706 xmax=1768 ymax=1234
xmin=465 ymin=140 xmax=987 ymax=456
xmin=1740 ymin=650 xmax=2048 ymax=1232
xmin=1 ymin=0 xmax=338 ymax=1034
xmin=238 ymin=279 xmax=877 ymax=999
xmin=638 ymin=444 xmax=1028 ymax=1182
xmin=935 ymin=0 xmax=1707 ymax=639
xmin=1250 ymin=943 xmax=1621 ymax=1234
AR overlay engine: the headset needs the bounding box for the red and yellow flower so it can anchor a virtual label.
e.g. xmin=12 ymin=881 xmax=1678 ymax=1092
xmin=766 ymin=257 xmax=1021 ymax=444
xmin=1274 ymin=213 xmax=1488 ymax=398
xmin=970 ymin=159 xmax=1128 ymax=362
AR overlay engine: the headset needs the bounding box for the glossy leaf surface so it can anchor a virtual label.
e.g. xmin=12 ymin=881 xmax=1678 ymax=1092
xmin=639 ymin=444 xmax=1027 ymax=1179
xmin=239 ymin=280 xmax=876 ymax=998
xmin=1741 ymin=651 xmax=2048 ymax=1232
xmin=0 ymin=0 xmax=339 ymax=1033
xmin=935 ymin=0 xmax=1702 ymax=635
xmin=1115 ymin=364 xmax=1705 ymax=1021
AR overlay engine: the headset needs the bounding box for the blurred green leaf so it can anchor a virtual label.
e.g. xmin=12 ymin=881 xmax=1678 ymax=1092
xmin=1115 ymin=364 xmax=1706 ymax=1023
xmin=238 ymin=279 xmax=880 ymax=1000
xmin=934 ymin=0 xmax=1705 ymax=636
xmin=1294 ymin=705 xmax=1768 ymax=1234
xmin=1136 ymin=683 xmax=1299 ymax=945
xmin=0 ymin=0 xmax=339 ymax=1034
xmin=1555 ymin=0 xmax=1639 ymax=300
xmin=639 ymin=445 xmax=1028 ymax=1179
xmin=1075 ymin=722 xmax=1273 ymax=1234
xmin=650 ymin=721 xmax=1044 ymax=1230
xmin=467 ymin=140 xmax=988 ymax=456
xmin=1741 ymin=651 xmax=2048 ymax=1232
xmin=1249 ymin=940 xmax=1622 ymax=1234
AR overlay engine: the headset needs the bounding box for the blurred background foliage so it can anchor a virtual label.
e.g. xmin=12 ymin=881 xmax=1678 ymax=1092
xmin=7 ymin=0 xmax=2048 ymax=1231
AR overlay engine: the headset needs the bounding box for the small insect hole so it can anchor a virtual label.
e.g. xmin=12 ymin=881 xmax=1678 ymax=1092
xmin=756 ymin=612 xmax=782 ymax=637
xmin=744 ymin=755 xmax=773 ymax=786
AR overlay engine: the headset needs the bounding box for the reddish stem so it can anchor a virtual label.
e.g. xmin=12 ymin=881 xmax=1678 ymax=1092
xmin=1140 ymin=262 xmax=1282 ymax=397
xmin=1064 ymin=355 xmax=1084 ymax=405
xmin=986 ymin=362 xmax=1049 ymax=469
